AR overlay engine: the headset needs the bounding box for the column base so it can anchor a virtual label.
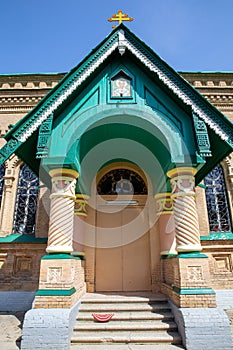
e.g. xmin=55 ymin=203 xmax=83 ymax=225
xmin=34 ymin=255 xmax=86 ymax=309
xmin=46 ymin=245 xmax=73 ymax=253
xmin=177 ymin=244 xmax=202 ymax=252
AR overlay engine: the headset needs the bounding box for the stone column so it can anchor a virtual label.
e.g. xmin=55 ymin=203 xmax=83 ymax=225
xmin=0 ymin=157 xmax=20 ymax=237
xmin=46 ymin=168 xmax=79 ymax=253
xmin=167 ymin=167 xmax=202 ymax=252
xmin=73 ymin=194 xmax=89 ymax=253
xmin=154 ymin=192 xmax=176 ymax=256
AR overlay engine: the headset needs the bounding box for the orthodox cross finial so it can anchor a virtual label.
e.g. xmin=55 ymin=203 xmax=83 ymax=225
xmin=108 ymin=10 xmax=134 ymax=28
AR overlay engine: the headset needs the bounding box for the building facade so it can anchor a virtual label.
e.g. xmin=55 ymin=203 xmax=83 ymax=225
xmin=0 ymin=25 xmax=233 ymax=349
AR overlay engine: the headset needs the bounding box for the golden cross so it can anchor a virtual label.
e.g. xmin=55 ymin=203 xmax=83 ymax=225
xmin=108 ymin=10 xmax=134 ymax=28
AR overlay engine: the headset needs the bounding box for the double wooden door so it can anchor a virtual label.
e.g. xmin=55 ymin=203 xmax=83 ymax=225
xmin=95 ymin=197 xmax=151 ymax=292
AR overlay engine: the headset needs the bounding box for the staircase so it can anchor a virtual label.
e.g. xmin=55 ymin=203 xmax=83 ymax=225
xmin=70 ymin=292 xmax=184 ymax=349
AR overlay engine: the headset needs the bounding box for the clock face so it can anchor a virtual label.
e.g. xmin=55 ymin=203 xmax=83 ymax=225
xmin=97 ymin=169 xmax=147 ymax=195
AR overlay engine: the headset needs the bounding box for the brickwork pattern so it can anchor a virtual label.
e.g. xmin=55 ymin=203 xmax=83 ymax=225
xmin=0 ymin=243 xmax=46 ymax=291
xmin=21 ymin=299 xmax=81 ymax=350
xmin=161 ymin=255 xmax=216 ymax=308
xmin=34 ymin=258 xmax=86 ymax=309
xmin=170 ymin=301 xmax=233 ymax=350
xmin=202 ymin=242 xmax=233 ymax=290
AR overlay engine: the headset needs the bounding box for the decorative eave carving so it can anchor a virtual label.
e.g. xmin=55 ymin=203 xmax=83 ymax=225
xmin=192 ymin=113 xmax=212 ymax=158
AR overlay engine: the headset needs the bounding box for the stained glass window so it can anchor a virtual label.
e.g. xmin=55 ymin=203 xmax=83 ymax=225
xmin=97 ymin=169 xmax=147 ymax=195
xmin=204 ymin=164 xmax=232 ymax=232
xmin=13 ymin=165 xmax=39 ymax=234
xmin=0 ymin=164 xmax=5 ymax=206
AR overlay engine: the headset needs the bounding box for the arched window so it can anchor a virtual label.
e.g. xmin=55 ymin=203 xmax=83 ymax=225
xmin=97 ymin=169 xmax=147 ymax=195
xmin=13 ymin=165 xmax=39 ymax=234
xmin=204 ymin=164 xmax=232 ymax=232
xmin=0 ymin=164 xmax=5 ymax=206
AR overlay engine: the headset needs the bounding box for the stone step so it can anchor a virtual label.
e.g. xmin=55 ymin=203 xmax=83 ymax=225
xmin=77 ymin=311 xmax=174 ymax=321
xmin=81 ymin=293 xmax=168 ymax=303
xmin=70 ymin=293 xmax=183 ymax=348
xmin=74 ymin=320 xmax=178 ymax=331
xmin=71 ymin=331 xmax=182 ymax=344
xmin=79 ymin=302 xmax=171 ymax=312
xmin=71 ymin=344 xmax=184 ymax=349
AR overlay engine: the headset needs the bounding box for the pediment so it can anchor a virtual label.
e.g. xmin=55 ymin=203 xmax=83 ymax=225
xmin=0 ymin=24 xmax=232 ymax=184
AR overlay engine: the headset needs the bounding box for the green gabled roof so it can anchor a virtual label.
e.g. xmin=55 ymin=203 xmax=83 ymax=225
xmin=0 ymin=24 xmax=232 ymax=182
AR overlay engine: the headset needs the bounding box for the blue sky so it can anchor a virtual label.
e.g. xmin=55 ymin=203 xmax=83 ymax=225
xmin=1 ymin=0 xmax=233 ymax=74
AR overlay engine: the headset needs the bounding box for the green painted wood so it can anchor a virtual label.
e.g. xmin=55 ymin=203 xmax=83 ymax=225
xmin=201 ymin=232 xmax=233 ymax=240
xmin=178 ymin=252 xmax=208 ymax=258
xmin=35 ymin=287 xmax=76 ymax=296
xmin=42 ymin=254 xmax=82 ymax=260
xmin=161 ymin=254 xmax=178 ymax=259
xmin=173 ymin=286 xmax=215 ymax=295
xmin=0 ymin=234 xmax=47 ymax=243
xmin=197 ymin=183 xmax=207 ymax=189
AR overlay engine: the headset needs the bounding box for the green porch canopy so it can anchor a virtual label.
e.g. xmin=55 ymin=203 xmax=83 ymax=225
xmin=0 ymin=24 xmax=232 ymax=193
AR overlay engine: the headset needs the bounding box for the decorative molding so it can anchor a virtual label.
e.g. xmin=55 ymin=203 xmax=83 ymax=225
xmin=36 ymin=115 xmax=53 ymax=158
xmin=74 ymin=194 xmax=89 ymax=217
xmin=47 ymin=267 xmax=62 ymax=283
xmin=35 ymin=287 xmax=76 ymax=296
xmin=42 ymin=254 xmax=82 ymax=260
xmin=154 ymin=192 xmax=173 ymax=214
xmin=192 ymin=113 xmax=212 ymax=158
xmin=178 ymin=252 xmax=208 ymax=258
xmin=123 ymin=33 xmax=232 ymax=143
xmin=213 ymin=254 xmax=232 ymax=273
xmin=118 ymin=29 xmax=126 ymax=55
xmin=16 ymin=34 xmax=119 ymax=144
xmin=173 ymin=286 xmax=215 ymax=295
xmin=0 ymin=74 xmax=64 ymax=114
xmin=180 ymin=72 xmax=233 ymax=88
xmin=13 ymin=256 xmax=32 ymax=275
xmin=187 ymin=266 xmax=204 ymax=281
xmin=201 ymin=232 xmax=233 ymax=240
xmin=0 ymin=73 xmax=64 ymax=90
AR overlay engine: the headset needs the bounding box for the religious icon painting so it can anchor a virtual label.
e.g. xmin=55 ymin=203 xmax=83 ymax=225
xmin=111 ymin=76 xmax=132 ymax=98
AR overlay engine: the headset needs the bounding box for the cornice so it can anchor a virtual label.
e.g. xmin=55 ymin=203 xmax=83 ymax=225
xmin=0 ymin=92 xmax=48 ymax=114
xmin=0 ymin=73 xmax=65 ymax=89
xmin=0 ymin=74 xmax=65 ymax=115
xmin=180 ymin=73 xmax=233 ymax=112
xmin=180 ymin=72 xmax=233 ymax=88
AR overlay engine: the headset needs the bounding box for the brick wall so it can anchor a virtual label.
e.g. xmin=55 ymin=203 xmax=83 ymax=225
xmin=0 ymin=243 xmax=46 ymax=291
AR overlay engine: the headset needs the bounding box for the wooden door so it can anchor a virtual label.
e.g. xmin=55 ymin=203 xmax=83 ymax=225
xmin=95 ymin=198 xmax=151 ymax=292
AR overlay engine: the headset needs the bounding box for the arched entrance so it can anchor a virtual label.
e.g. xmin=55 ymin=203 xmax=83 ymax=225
xmin=95 ymin=167 xmax=152 ymax=292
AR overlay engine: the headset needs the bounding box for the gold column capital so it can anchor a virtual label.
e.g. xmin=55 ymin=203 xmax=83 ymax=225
xmin=167 ymin=167 xmax=197 ymax=198
xmin=167 ymin=167 xmax=197 ymax=179
xmin=74 ymin=194 xmax=90 ymax=217
xmin=154 ymin=192 xmax=173 ymax=214
xmin=49 ymin=168 xmax=79 ymax=179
